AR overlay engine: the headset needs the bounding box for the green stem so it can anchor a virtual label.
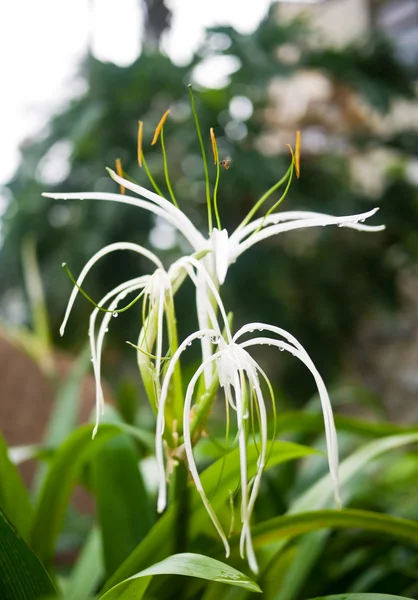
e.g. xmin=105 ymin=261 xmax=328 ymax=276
xmin=160 ymin=127 xmax=179 ymax=208
xmin=188 ymin=85 xmax=212 ymax=232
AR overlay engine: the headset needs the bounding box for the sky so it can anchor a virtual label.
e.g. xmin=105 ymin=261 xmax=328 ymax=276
xmin=0 ymin=0 xmax=273 ymax=190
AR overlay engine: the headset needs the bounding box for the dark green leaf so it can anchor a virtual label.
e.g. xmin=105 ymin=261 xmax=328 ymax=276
xmin=0 ymin=433 xmax=33 ymax=541
xmin=0 ymin=507 xmax=56 ymax=600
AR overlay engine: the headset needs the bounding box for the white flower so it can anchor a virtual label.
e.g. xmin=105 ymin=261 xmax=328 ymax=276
xmin=44 ymin=118 xmax=384 ymax=573
xmin=155 ymin=278 xmax=340 ymax=573
xmin=44 ymin=170 xmax=384 ymax=288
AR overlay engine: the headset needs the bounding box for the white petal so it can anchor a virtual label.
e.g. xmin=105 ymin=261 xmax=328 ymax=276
xmin=211 ymin=228 xmax=229 ymax=285
xmin=241 ymin=335 xmax=340 ymax=508
xmin=60 ymin=242 xmax=162 ymax=337
xmin=90 ymin=278 xmax=149 ymax=438
xmin=155 ymin=328 xmax=217 ymax=513
xmin=232 ymin=208 xmax=384 ymax=261
xmin=231 ymin=208 xmax=385 ymax=244
xmin=182 ymin=352 xmax=231 ymax=557
xmin=43 ymin=189 xmax=206 ymax=251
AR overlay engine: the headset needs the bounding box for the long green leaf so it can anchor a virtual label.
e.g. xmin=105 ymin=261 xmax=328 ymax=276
xmin=0 ymin=433 xmax=33 ymax=541
xmin=276 ymin=411 xmax=418 ymax=439
xmin=100 ymin=553 xmax=261 ymax=599
xmin=63 ymin=527 xmax=104 ymax=600
xmin=267 ymin=432 xmax=418 ymax=600
xmin=102 ymin=440 xmax=315 ymax=592
xmin=249 ymin=509 xmax=418 ymax=547
xmin=0 ymin=507 xmax=57 ymax=600
xmin=30 ymin=424 xmax=121 ymax=568
xmin=92 ymin=433 xmax=153 ymax=577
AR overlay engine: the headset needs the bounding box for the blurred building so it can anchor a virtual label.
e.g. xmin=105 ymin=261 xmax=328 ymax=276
xmin=277 ymin=0 xmax=418 ymax=72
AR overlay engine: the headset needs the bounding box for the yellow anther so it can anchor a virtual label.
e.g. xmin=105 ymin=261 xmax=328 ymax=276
xmin=137 ymin=121 xmax=143 ymax=167
xmin=295 ymin=130 xmax=301 ymax=178
xmin=210 ymin=127 xmax=218 ymax=164
xmin=151 ymin=109 xmax=170 ymax=145
xmin=115 ymin=158 xmax=125 ymax=195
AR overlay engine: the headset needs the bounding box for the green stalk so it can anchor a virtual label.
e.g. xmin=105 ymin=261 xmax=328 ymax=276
xmin=160 ymin=127 xmax=179 ymax=208
xmin=188 ymin=85 xmax=212 ymax=232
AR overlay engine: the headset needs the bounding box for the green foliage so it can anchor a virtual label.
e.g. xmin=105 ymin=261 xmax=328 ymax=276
xmin=0 ymin=507 xmax=57 ymax=600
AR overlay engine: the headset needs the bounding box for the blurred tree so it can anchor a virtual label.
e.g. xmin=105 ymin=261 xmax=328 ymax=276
xmin=142 ymin=0 xmax=172 ymax=43
xmin=1 ymin=4 xmax=416 ymax=406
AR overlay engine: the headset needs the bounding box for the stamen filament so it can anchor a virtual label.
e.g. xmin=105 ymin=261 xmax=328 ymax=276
xmin=237 ymin=163 xmax=292 ymax=231
xmin=160 ymin=127 xmax=179 ymax=208
xmin=137 ymin=121 xmax=143 ymax=167
xmin=210 ymin=128 xmax=222 ymax=230
xmin=189 ymin=85 xmax=212 ymax=233
xmin=62 ymin=262 xmax=148 ymax=314
xmin=141 ymin=153 xmax=165 ymax=198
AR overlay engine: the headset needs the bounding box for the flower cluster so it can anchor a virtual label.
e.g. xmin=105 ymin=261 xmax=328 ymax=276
xmin=44 ymin=87 xmax=384 ymax=573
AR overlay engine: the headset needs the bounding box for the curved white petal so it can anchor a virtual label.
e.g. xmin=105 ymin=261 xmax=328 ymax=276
xmin=231 ymin=208 xmax=385 ymax=262
xmin=231 ymin=208 xmax=385 ymax=244
xmin=60 ymin=242 xmax=162 ymax=337
xmin=182 ymin=352 xmax=231 ymax=557
xmin=155 ymin=328 xmax=217 ymax=513
xmin=108 ymin=169 xmax=207 ymax=248
xmin=211 ymin=228 xmax=229 ymax=285
xmin=91 ymin=278 xmax=149 ymax=438
xmin=43 ymin=190 xmax=207 ymax=251
xmin=241 ymin=336 xmax=340 ymax=508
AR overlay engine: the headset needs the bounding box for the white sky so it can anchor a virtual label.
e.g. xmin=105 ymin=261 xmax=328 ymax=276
xmin=0 ymin=0 xmax=273 ymax=188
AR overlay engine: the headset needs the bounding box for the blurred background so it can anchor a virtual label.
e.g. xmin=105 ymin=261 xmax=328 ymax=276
xmin=1 ymin=1 xmax=418 ymax=597
xmin=1 ymin=0 xmax=418 ymax=455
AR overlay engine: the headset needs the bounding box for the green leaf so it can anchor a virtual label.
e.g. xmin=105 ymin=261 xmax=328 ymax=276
xmin=0 ymin=507 xmax=57 ymax=600
xmin=0 ymin=433 xmax=33 ymax=541
xmin=92 ymin=433 xmax=153 ymax=577
xmin=33 ymin=345 xmax=92 ymax=496
xmin=44 ymin=345 xmax=91 ymax=448
xmin=30 ymin=424 xmax=121 ymax=568
xmin=250 ymin=509 xmax=418 ymax=548
xmin=305 ymin=595 xmax=415 ymax=600
xmin=63 ymin=527 xmax=104 ymax=600
xmin=266 ymin=432 xmax=418 ymax=600
xmin=102 ymin=440 xmax=315 ymax=592
xmin=276 ymin=412 xmax=418 ymax=439
xmin=100 ymin=553 xmax=261 ymax=599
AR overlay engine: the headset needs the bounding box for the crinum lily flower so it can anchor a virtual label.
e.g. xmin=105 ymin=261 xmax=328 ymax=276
xmin=44 ymin=88 xmax=384 ymax=573
xmin=155 ymin=255 xmax=339 ymax=573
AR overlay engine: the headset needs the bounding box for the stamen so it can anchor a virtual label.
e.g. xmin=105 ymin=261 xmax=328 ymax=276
xmin=210 ymin=127 xmax=218 ymax=164
xmin=115 ymin=158 xmax=125 ymax=194
xmin=295 ymin=130 xmax=301 ymax=178
xmin=152 ymin=109 xmax=170 ymax=146
xmin=137 ymin=121 xmax=143 ymax=167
